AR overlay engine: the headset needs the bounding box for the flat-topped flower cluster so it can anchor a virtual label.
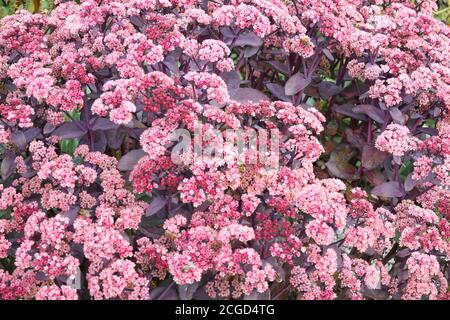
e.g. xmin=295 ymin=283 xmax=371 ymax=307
xmin=0 ymin=0 xmax=449 ymax=300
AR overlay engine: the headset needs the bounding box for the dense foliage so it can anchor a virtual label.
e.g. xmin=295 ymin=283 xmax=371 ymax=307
xmin=0 ymin=0 xmax=449 ymax=300
xmin=1 ymin=0 xmax=449 ymax=23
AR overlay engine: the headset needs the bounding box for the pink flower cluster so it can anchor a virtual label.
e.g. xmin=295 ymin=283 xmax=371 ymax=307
xmin=375 ymin=124 xmax=419 ymax=157
xmin=0 ymin=0 xmax=449 ymax=301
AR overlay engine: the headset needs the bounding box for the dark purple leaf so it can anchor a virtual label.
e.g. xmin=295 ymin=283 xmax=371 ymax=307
xmin=24 ymin=128 xmax=41 ymax=143
xmin=244 ymin=290 xmax=270 ymax=300
xmin=4 ymin=82 xmax=17 ymax=92
xmin=333 ymin=104 xmax=368 ymax=121
xmin=404 ymin=172 xmax=434 ymax=192
xmin=378 ymin=102 xmax=388 ymax=111
xmin=192 ymin=287 xmax=212 ymax=300
xmin=163 ymin=52 xmax=180 ymax=74
xmin=145 ymin=196 xmax=168 ymax=216
xmin=117 ymin=149 xmax=146 ymax=171
xmin=366 ymin=169 xmax=387 ymax=186
xmin=398 ymin=269 xmax=409 ymax=282
xmin=1 ymin=153 xmax=16 ymax=180
xmin=106 ymin=128 xmax=126 ymax=149
xmin=358 ymin=91 xmax=370 ymax=100
xmin=125 ymin=127 xmax=145 ymax=140
xmin=416 ymin=127 xmax=438 ymax=136
xmin=230 ymin=88 xmax=269 ymax=103
xmin=431 ymin=107 xmax=441 ymax=117
xmin=200 ymin=0 xmax=208 ymax=10
xmin=95 ymin=130 xmax=108 ymax=152
xmin=130 ymin=16 xmax=145 ymax=28
xmin=21 ymin=168 xmax=37 ymax=178
xmin=392 ymin=155 xmax=402 ymax=165
xmin=9 ymin=50 xmax=20 ymax=63
xmin=220 ymin=27 xmax=235 ymax=39
xmin=303 ymin=85 xmax=320 ymax=98
xmin=363 ymin=289 xmax=389 ymax=300
xmin=36 ymin=272 xmax=50 ymax=281
xmin=397 ymin=248 xmax=411 ymax=258
xmin=317 ymin=81 xmax=342 ymax=99
xmin=221 ymin=71 xmax=241 ymax=91
xmin=322 ymin=48 xmax=335 ymax=61
xmin=10 ymin=131 xmax=27 ymax=149
xmin=90 ymin=118 xmax=119 ymax=131
xmin=244 ymin=46 xmax=260 ymax=58
xmin=266 ymin=61 xmax=289 ymax=74
xmin=345 ymin=128 xmax=366 ymax=150
xmin=80 ymin=130 xmax=107 ymax=152
xmin=404 ymin=173 xmax=419 ymax=192
xmin=340 ymin=82 xmax=369 ymax=98
xmin=389 ymin=107 xmax=405 ymax=124
xmin=88 ymin=83 xmax=98 ymax=93
xmin=63 ymin=206 xmax=80 ymax=226
xmin=178 ymin=282 xmax=200 ymax=300
xmin=234 ymin=32 xmax=263 ymax=47
xmin=371 ymin=181 xmax=405 ymax=198
xmin=353 ymin=104 xmax=385 ymax=124
xmin=53 ymin=121 xmax=87 ymax=139
xmin=285 ymin=72 xmax=311 ymax=96
xmin=361 ymin=145 xmax=388 ymax=170
xmin=139 ymin=216 xmax=165 ymax=237
xmin=149 ymin=281 xmax=179 ymax=300
xmin=95 ymin=68 xmax=111 ymax=77
xmin=266 ymin=83 xmax=291 ymax=102
xmin=43 ymin=123 xmax=55 ymax=135
xmin=248 ymin=59 xmax=264 ymax=73
xmin=325 ymin=145 xmax=360 ymax=180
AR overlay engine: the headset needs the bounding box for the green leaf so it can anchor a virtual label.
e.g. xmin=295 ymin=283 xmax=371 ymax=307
xmin=59 ymin=138 xmax=80 ymax=155
xmin=399 ymin=160 xmax=414 ymax=181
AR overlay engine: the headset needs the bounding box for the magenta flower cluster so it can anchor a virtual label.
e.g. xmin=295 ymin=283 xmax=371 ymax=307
xmin=0 ymin=0 xmax=449 ymax=300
